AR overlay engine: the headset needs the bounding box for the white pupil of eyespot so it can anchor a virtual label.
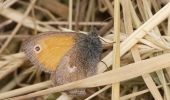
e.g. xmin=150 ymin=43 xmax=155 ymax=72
xmin=34 ymin=45 xmax=41 ymax=53
xmin=35 ymin=46 xmax=40 ymax=51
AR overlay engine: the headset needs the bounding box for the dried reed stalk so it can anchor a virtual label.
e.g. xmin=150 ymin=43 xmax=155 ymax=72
xmin=112 ymin=0 xmax=120 ymax=99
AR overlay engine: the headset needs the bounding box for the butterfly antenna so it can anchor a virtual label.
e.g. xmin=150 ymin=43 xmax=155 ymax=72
xmin=100 ymin=60 xmax=111 ymax=71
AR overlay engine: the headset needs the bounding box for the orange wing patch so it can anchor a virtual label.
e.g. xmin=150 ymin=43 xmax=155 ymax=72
xmin=36 ymin=34 xmax=75 ymax=72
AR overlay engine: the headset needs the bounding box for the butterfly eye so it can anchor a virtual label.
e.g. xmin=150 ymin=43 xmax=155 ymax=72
xmin=34 ymin=45 xmax=42 ymax=53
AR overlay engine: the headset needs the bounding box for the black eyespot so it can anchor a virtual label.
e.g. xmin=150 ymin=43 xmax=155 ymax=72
xmin=34 ymin=45 xmax=41 ymax=53
xmin=35 ymin=46 xmax=40 ymax=51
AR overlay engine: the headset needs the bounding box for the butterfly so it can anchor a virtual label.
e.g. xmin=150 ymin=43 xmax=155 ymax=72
xmin=21 ymin=30 xmax=102 ymax=96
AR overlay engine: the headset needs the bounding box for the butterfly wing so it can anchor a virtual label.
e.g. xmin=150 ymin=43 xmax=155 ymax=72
xmin=52 ymin=48 xmax=87 ymax=95
xmin=21 ymin=32 xmax=75 ymax=72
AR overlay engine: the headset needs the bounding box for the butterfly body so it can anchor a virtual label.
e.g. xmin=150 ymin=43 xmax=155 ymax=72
xmin=21 ymin=31 xmax=102 ymax=96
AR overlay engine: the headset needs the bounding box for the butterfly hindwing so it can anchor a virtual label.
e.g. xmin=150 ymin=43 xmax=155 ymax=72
xmin=52 ymin=49 xmax=87 ymax=95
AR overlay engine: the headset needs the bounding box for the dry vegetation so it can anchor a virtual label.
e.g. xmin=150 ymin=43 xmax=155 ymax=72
xmin=0 ymin=0 xmax=170 ymax=100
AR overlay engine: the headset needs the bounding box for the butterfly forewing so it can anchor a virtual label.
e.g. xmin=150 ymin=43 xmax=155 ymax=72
xmin=21 ymin=32 xmax=75 ymax=72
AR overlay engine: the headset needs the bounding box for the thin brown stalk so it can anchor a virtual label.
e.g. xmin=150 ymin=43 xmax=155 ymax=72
xmin=68 ymin=0 xmax=73 ymax=29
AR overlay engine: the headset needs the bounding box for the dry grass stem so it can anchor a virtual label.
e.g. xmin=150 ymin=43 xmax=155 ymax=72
xmin=0 ymin=0 xmax=37 ymax=54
